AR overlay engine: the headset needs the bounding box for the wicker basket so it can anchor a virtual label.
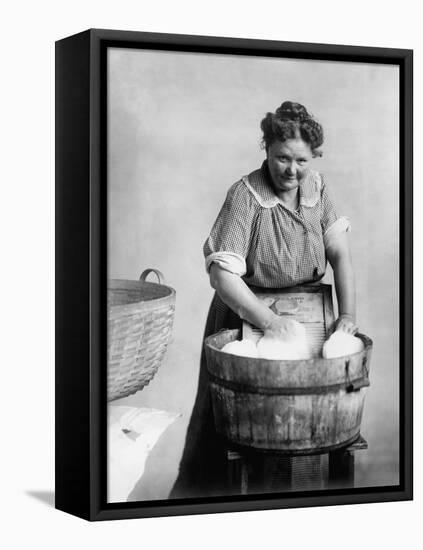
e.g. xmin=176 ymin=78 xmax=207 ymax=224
xmin=107 ymin=269 xmax=176 ymax=402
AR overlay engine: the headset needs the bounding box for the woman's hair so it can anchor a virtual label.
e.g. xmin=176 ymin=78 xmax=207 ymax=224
xmin=260 ymin=101 xmax=324 ymax=156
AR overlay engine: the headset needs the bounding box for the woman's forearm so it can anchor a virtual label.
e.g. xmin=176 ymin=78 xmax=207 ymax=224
xmin=209 ymin=264 xmax=274 ymax=330
xmin=326 ymin=230 xmax=356 ymax=322
xmin=331 ymin=254 xmax=356 ymax=321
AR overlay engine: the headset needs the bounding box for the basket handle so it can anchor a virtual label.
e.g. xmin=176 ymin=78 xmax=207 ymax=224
xmin=139 ymin=268 xmax=165 ymax=284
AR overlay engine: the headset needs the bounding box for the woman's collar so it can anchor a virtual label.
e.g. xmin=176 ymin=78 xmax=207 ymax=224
xmin=241 ymin=160 xmax=322 ymax=209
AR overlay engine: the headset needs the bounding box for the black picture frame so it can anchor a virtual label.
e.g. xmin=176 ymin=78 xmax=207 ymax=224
xmin=55 ymin=28 xmax=413 ymax=521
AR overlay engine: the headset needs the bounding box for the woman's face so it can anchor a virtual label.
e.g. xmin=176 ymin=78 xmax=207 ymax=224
xmin=266 ymin=138 xmax=313 ymax=195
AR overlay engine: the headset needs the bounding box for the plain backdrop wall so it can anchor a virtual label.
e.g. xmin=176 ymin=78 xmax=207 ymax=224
xmin=108 ymin=49 xmax=399 ymax=499
xmin=2 ymin=1 xmax=421 ymax=548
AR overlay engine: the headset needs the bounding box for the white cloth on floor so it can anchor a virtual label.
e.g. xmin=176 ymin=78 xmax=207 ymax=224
xmin=108 ymin=406 xmax=180 ymax=503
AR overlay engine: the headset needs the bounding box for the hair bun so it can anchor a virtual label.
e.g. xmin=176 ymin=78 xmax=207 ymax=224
xmin=260 ymin=101 xmax=324 ymax=153
xmin=276 ymin=101 xmax=309 ymax=122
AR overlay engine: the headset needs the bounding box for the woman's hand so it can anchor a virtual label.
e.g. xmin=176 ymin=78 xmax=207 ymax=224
xmin=331 ymin=314 xmax=358 ymax=335
xmin=263 ymin=314 xmax=299 ymax=341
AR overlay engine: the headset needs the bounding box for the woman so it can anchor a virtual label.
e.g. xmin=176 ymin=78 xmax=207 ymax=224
xmin=170 ymin=101 xmax=357 ymax=498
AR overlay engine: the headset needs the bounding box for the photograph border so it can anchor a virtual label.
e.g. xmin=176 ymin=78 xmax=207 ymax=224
xmin=55 ymin=28 xmax=413 ymax=521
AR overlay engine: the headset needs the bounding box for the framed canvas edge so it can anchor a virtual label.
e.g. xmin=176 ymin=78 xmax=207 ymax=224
xmin=91 ymin=487 xmax=412 ymax=522
xmin=55 ymin=29 xmax=92 ymax=521
xmin=55 ymin=28 xmax=413 ymax=522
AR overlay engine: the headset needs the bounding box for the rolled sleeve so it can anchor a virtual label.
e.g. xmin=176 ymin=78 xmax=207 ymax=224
xmin=205 ymin=252 xmax=247 ymax=276
xmin=323 ymin=216 xmax=351 ymax=249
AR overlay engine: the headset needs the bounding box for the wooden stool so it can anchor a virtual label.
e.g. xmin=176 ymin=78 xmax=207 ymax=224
xmin=226 ymin=435 xmax=368 ymax=495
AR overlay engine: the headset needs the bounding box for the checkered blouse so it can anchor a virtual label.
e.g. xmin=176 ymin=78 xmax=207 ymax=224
xmin=204 ymin=160 xmax=350 ymax=289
